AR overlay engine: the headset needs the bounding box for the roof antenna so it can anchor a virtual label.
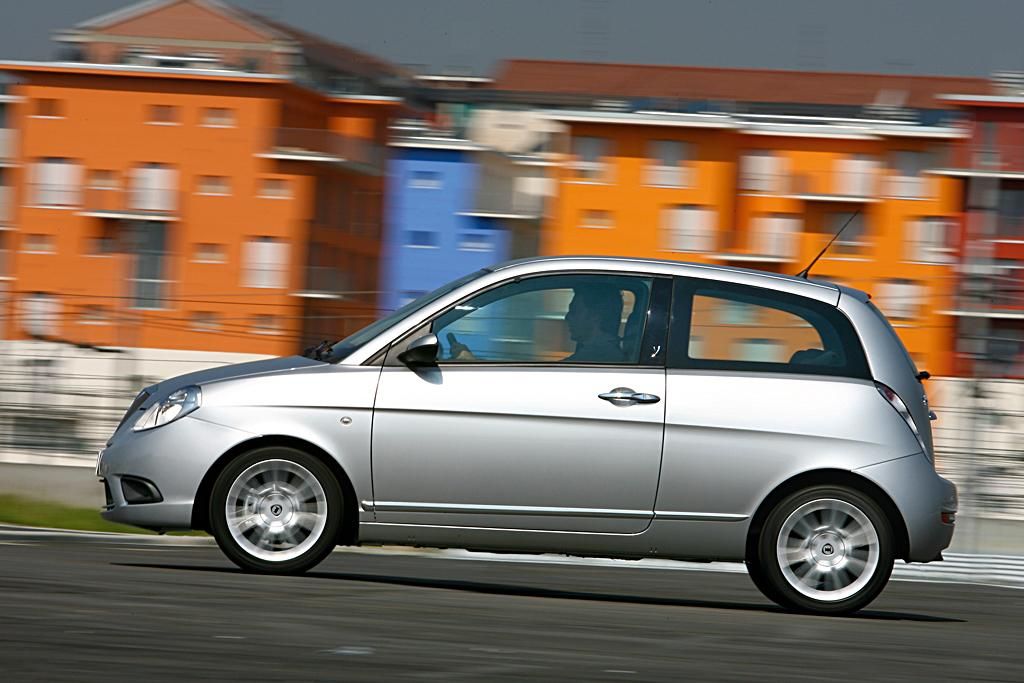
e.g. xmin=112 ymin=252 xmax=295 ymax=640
xmin=795 ymin=208 xmax=861 ymax=279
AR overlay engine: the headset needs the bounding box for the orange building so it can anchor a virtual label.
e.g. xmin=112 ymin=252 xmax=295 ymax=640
xmin=0 ymin=0 xmax=410 ymax=355
xmin=542 ymin=109 xmax=965 ymax=374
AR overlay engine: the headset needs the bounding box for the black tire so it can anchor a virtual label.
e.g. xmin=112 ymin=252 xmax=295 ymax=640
xmin=209 ymin=446 xmax=343 ymax=574
xmin=753 ymin=485 xmax=894 ymax=615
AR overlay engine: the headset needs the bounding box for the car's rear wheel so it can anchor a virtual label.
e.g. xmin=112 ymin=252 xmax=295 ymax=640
xmin=751 ymin=485 xmax=894 ymax=615
xmin=209 ymin=447 xmax=342 ymax=574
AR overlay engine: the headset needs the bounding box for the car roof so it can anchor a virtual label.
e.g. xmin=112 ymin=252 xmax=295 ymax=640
xmin=490 ymin=255 xmax=849 ymax=300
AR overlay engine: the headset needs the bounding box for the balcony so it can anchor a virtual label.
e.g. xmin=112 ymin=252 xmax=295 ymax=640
xmin=261 ymin=128 xmax=384 ymax=173
xmin=77 ymin=186 xmax=179 ymax=221
xmin=461 ymin=187 xmax=543 ymax=220
xmin=784 ymin=169 xmax=881 ymax=203
xmin=884 ymin=175 xmax=935 ymax=200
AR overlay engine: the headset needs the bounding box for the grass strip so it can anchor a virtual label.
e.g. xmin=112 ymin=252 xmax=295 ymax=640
xmin=0 ymin=494 xmax=205 ymax=535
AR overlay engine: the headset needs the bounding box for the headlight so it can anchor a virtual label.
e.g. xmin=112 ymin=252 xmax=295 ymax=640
xmin=133 ymin=386 xmax=202 ymax=431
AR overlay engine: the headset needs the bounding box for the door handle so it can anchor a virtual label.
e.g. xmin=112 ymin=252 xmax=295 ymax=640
xmin=599 ymin=387 xmax=661 ymax=405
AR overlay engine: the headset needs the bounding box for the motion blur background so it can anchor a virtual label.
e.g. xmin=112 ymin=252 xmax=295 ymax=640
xmin=0 ymin=0 xmax=1022 ymax=552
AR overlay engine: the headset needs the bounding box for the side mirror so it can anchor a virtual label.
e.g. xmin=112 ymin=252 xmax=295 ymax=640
xmin=397 ymin=333 xmax=439 ymax=366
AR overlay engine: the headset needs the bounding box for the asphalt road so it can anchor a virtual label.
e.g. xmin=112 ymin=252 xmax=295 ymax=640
xmin=0 ymin=531 xmax=1021 ymax=682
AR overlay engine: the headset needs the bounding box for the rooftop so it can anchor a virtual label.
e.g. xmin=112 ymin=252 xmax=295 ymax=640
xmin=491 ymin=59 xmax=991 ymax=110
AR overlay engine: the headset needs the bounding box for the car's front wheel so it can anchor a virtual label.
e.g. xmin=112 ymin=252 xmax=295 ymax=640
xmin=750 ymin=485 xmax=894 ymax=615
xmin=209 ymin=446 xmax=342 ymax=574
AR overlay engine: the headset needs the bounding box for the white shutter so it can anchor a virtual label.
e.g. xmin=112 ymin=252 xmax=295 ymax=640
xmin=132 ymin=165 xmax=176 ymax=211
xmin=666 ymin=206 xmax=714 ymax=252
xmin=906 ymin=219 xmax=923 ymax=261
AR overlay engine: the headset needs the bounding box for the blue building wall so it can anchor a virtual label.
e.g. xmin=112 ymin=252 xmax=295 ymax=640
xmin=380 ymin=146 xmax=510 ymax=314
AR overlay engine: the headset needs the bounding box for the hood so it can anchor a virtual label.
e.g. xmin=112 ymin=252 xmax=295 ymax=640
xmin=146 ymin=355 xmax=325 ymax=400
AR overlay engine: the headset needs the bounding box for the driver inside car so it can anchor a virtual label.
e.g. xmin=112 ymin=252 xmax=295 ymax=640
xmin=447 ymin=284 xmax=626 ymax=364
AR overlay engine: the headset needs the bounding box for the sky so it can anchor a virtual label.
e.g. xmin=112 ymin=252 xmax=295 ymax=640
xmin=1 ymin=0 xmax=1024 ymax=78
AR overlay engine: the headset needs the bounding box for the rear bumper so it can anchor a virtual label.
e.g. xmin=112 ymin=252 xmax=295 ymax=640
xmin=856 ymin=453 xmax=957 ymax=563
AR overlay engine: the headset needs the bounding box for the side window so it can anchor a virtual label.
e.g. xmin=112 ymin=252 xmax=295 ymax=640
xmin=423 ymin=274 xmax=659 ymax=365
xmin=669 ymin=278 xmax=870 ymax=379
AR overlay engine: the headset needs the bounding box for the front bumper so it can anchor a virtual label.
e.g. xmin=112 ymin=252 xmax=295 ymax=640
xmin=856 ymin=453 xmax=958 ymax=562
xmin=97 ymin=416 xmax=256 ymax=531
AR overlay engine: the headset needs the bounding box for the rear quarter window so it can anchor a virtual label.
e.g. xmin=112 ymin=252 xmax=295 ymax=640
xmin=668 ymin=278 xmax=871 ymax=379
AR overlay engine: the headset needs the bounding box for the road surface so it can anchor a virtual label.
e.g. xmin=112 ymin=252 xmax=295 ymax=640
xmin=0 ymin=528 xmax=1020 ymax=681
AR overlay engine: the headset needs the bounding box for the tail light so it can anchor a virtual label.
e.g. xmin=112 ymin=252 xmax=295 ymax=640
xmin=875 ymin=382 xmax=930 ymax=461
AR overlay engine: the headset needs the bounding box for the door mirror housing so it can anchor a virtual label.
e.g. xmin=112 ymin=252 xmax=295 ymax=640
xmin=397 ymin=334 xmax=439 ymax=366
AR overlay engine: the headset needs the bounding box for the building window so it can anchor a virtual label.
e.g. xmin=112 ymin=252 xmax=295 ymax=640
xmin=409 ymin=170 xmax=442 ymax=189
xmin=190 ymin=311 xmax=220 ymax=332
xmin=571 ymin=136 xmax=610 ymax=182
xmin=458 ymin=232 xmax=495 ymax=252
xmin=201 ymin=107 xmax=235 ymax=127
xmin=580 ymin=209 xmax=614 ymax=230
xmin=193 ymin=243 xmax=226 ymax=263
xmin=78 ymin=304 xmax=110 ymax=326
xmin=738 ymin=338 xmax=785 ymax=363
xmin=888 ymin=150 xmax=932 ymax=199
xmin=835 ymin=154 xmax=878 ymax=197
xmin=243 ymin=237 xmax=288 ymax=288
xmin=752 ymin=213 xmax=800 ymax=259
xmin=21 ymin=233 xmax=55 ymax=254
xmin=405 ymin=230 xmax=439 ymax=248
xmin=875 ymin=280 xmax=925 ymax=321
xmin=645 ymin=140 xmax=690 ymax=187
xmin=740 ymin=151 xmax=783 ymax=193
xmin=87 ymin=169 xmax=119 ymax=190
xmin=32 ymin=158 xmax=82 ymax=207
xmin=906 ymin=217 xmax=954 ymax=264
xmin=33 ymin=98 xmax=63 ymax=118
xmin=719 ymin=300 xmax=757 ymax=326
xmin=252 ymin=314 xmax=282 ymax=335
xmin=147 ymin=104 xmax=180 ymax=125
xmin=86 ymin=230 xmax=118 ymax=256
xmin=131 ymin=163 xmax=177 ymax=213
xmin=196 ymin=175 xmax=230 ymax=196
xmin=131 ymin=223 xmax=169 ymax=309
xmin=827 ymin=211 xmax=868 ymax=255
xmin=21 ymin=292 xmax=59 ymax=337
xmin=662 ymin=205 xmax=715 ymax=252
xmin=259 ymin=178 xmax=291 ymax=198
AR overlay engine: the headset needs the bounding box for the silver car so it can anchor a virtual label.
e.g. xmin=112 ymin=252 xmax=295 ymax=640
xmin=97 ymin=256 xmax=957 ymax=615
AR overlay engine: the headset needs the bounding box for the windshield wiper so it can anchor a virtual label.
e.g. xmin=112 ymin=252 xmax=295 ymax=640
xmin=303 ymin=339 xmax=334 ymax=361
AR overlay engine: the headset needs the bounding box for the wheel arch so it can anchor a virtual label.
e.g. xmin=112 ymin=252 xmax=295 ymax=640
xmin=744 ymin=468 xmax=910 ymax=562
xmin=191 ymin=434 xmax=360 ymax=546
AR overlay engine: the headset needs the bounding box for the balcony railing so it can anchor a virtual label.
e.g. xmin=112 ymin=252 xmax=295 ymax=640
xmin=79 ymin=186 xmax=178 ymax=219
xmin=885 ymin=175 xmax=934 ymax=200
xmin=266 ymin=128 xmax=384 ymax=171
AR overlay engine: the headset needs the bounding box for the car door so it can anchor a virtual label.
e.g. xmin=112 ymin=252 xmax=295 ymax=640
xmin=655 ymin=276 xmax=890 ymax=522
xmin=370 ymin=272 xmax=671 ymax=534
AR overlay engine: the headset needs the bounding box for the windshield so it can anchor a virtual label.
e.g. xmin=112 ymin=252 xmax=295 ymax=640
xmin=328 ymin=269 xmax=488 ymax=362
